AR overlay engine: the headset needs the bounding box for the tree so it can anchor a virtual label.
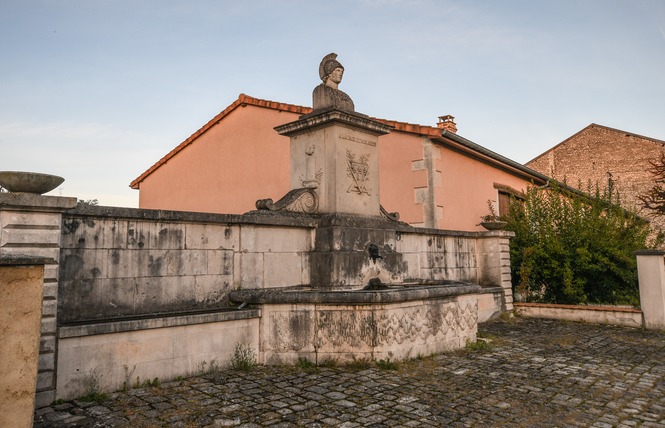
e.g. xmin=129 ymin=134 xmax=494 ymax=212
xmin=505 ymin=182 xmax=659 ymax=307
xmin=638 ymin=151 xmax=665 ymax=217
xmin=77 ymin=199 xmax=99 ymax=208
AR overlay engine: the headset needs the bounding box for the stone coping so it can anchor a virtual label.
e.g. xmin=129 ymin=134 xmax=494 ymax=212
xmin=477 ymin=286 xmax=504 ymax=294
xmin=514 ymin=302 xmax=641 ymax=313
xmin=0 ymin=255 xmax=56 ymax=266
xmin=58 ymin=308 xmax=261 ymax=339
xmin=64 ymin=206 xmax=512 ymax=238
xmin=229 ymin=282 xmax=482 ymax=305
xmin=0 ymin=193 xmax=77 ymax=212
xmin=67 ymin=205 xmax=319 ymax=228
xmin=634 ymin=249 xmax=665 ymax=256
xmin=276 ymin=107 xmax=393 ymax=137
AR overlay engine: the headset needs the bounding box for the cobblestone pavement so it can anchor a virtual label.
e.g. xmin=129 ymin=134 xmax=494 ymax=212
xmin=34 ymin=318 xmax=665 ymax=427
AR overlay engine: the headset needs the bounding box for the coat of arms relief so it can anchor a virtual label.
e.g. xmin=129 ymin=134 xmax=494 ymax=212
xmin=346 ymin=149 xmax=370 ymax=195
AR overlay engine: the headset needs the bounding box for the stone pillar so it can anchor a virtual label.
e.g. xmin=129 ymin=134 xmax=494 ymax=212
xmin=0 ymin=257 xmax=50 ymax=428
xmin=276 ymin=108 xmax=392 ymax=217
xmin=0 ymin=193 xmax=77 ymax=408
xmin=309 ymin=215 xmax=405 ymax=288
xmin=635 ymin=249 xmax=665 ymax=330
xmin=476 ymin=231 xmax=514 ymax=311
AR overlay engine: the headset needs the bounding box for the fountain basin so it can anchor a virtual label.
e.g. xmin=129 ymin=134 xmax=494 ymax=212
xmin=0 ymin=171 xmax=64 ymax=194
xmin=230 ymin=283 xmax=480 ymax=364
xmin=230 ymin=282 xmax=481 ymax=305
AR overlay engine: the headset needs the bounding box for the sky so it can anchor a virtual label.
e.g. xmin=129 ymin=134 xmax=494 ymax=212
xmin=1 ymin=0 xmax=664 ymax=207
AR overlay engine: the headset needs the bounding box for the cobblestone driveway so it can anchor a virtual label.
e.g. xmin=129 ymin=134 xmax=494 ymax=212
xmin=34 ymin=318 xmax=665 ymax=427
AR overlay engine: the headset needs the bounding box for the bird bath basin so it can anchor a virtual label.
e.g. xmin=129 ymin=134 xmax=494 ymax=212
xmin=0 ymin=171 xmax=64 ymax=194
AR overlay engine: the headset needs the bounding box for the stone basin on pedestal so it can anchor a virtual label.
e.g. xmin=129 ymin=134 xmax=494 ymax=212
xmin=0 ymin=171 xmax=64 ymax=195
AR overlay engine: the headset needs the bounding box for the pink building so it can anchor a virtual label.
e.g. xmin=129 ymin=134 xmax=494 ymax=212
xmin=131 ymin=94 xmax=548 ymax=230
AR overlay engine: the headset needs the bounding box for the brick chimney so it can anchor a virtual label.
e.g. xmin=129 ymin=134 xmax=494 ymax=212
xmin=437 ymin=115 xmax=457 ymax=133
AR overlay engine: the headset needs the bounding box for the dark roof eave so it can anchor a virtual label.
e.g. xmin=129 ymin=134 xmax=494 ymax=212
xmin=437 ymin=131 xmax=649 ymax=222
xmin=437 ymin=130 xmax=550 ymax=184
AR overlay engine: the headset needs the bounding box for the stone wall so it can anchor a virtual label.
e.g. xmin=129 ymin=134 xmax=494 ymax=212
xmin=526 ymin=124 xmax=665 ymax=237
xmin=0 ymin=258 xmax=49 ymax=427
xmin=0 ymin=193 xmax=77 ymax=408
xmin=59 ymin=207 xmax=513 ymax=323
xmin=258 ymin=294 xmax=478 ymax=365
xmin=56 ymin=310 xmax=260 ymax=399
xmin=59 ymin=207 xmax=316 ymax=323
xmin=636 ymin=250 xmax=665 ymax=329
xmin=1 ymin=200 xmax=512 ymax=404
xmin=514 ymin=303 xmax=643 ymax=328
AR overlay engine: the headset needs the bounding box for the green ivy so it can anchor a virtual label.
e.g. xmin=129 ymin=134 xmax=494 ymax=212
xmin=505 ymin=182 xmax=660 ymax=307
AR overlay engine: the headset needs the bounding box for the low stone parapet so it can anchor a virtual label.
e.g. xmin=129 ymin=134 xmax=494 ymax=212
xmin=56 ymin=309 xmax=260 ymax=400
xmin=514 ymin=302 xmax=643 ymax=328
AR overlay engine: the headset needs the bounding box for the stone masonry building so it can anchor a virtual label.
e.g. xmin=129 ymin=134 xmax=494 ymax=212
xmin=526 ymin=123 xmax=665 ymax=238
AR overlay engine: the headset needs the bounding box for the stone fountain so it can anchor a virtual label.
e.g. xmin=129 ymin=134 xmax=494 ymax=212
xmin=230 ymin=53 xmax=483 ymax=364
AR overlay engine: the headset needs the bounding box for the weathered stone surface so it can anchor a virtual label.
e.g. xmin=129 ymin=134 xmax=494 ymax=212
xmin=1 ymin=196 xmax=76 ymax=410
xmin=239 ymin=225 xmax=312 ymax=253
xmin=238 ymin=252 xmax=264 ymax=289
xmin=515 ymin=302 xmax=644 ymax=328
xmin=230 ymin=283 xmax=481 ymax=305
xmin=0 ymin=171 xmax=64 ymax=194
xmin=636 ymin=251 xmax=665 ymax=329
xmin=56 ymin=312 xmax=260 ymax=400
xmin=276 ymin=110 xmax=392 ymax=217
xmin=526 ymin=124 xmax=665 ymax=239
xmin=263 ymin=252 xmax=304 ymax=287
xmin=0 ymin=192 xmax=76 ymax=211
xmin=185 ymin=223 xmax=238 ymax=250
xmin=1 ymin=227 xmax=61 ymax=247
xmin=50 ymin=203 xmax=514 ymax=413
xmin=0 ymin=263 xmax=44 ymax=428
xmin=477 ymin=287 xmax=504 ymax=322
xmin=36 ymin=370 xmax=53 ymax=390
xmin=235 ymin=286 xmax=479 ymax=364
xmin=58 ymin=205 xmax=513 ymax=322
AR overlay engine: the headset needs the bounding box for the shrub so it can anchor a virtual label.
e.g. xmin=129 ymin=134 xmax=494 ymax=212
xmin=505 ymin=182 xmax=659 ymax=307
xmin=79 ymin=368 xmax=108 ymax=403
xmin=345 ymin=358 xmax=372 ymax=371
xmin=465 ymin=339 xmax=492 ymax=353
xmin=296 ymin=358 xmax=317 ymax=369
xmin=376 ymin=358 xmax=398 ymax=370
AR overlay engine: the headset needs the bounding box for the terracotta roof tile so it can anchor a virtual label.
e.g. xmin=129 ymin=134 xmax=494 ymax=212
xmin=371 ymin=117 xmax=442 ymax=138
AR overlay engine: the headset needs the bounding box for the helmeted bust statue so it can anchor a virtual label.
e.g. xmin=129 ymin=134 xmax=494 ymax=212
xmin=312 ymin=53 xmax=355 ymax=112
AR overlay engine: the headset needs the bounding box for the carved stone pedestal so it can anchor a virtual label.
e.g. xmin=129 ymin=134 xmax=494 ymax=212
xmin=273 ymin=108 xmax=392 ymax=217
xmin=309 ymin=213 xmax=405 ymax=288
xmin=242 ymin=53 xmax=489 ymax=365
